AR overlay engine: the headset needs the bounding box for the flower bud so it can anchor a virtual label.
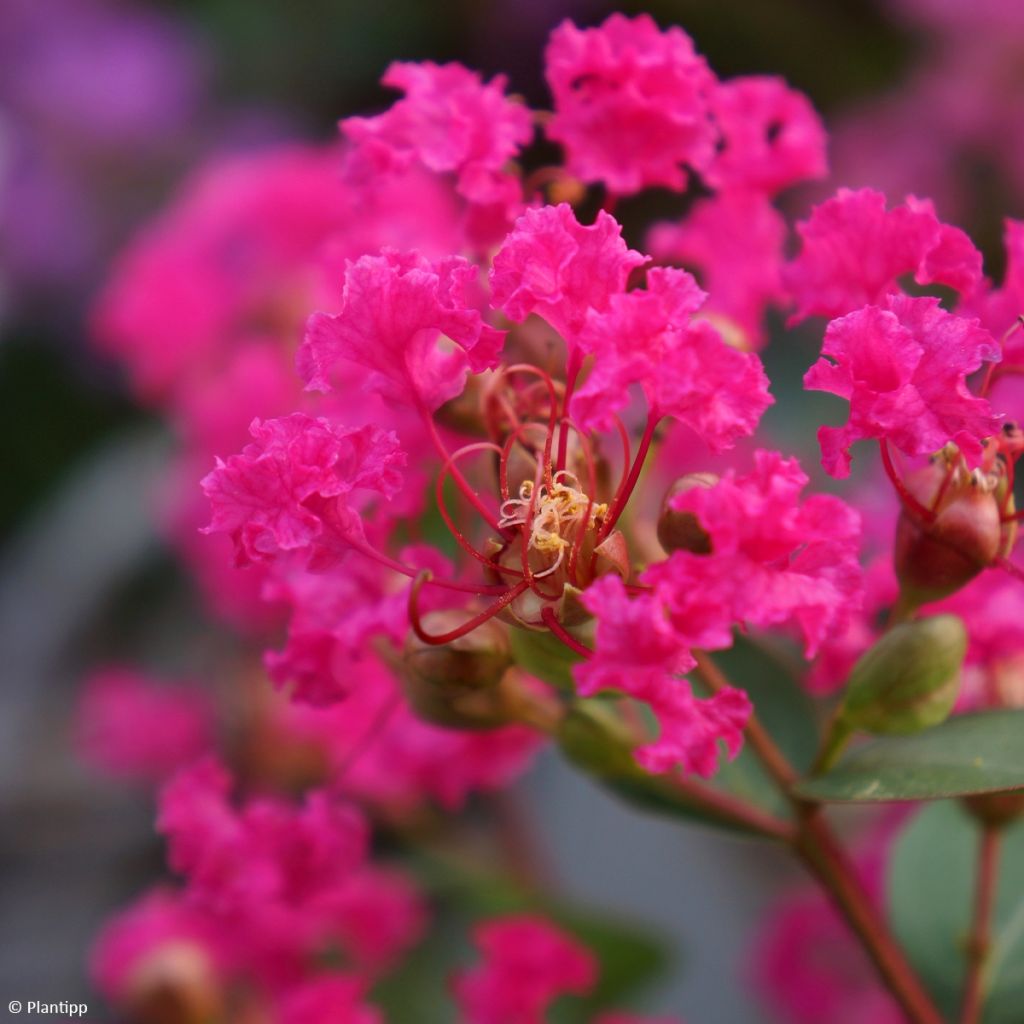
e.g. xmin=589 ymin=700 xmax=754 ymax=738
xmin=894 ymin=459 xmax=1002 ymax=605
xmin=839 ymin=614 xmax=967 ymax=735
xmin=657 ymin=473 xmax=717 ymax=555
xmin=123 ymin=942 xmax=222 ymax=1024
xmin=401 ymin=612 xmax=514 ymax=728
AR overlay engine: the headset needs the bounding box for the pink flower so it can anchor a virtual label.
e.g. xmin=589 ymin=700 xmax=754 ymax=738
xmin=340 ymin=675 xmax=545 ymax=812
xmin=785 ymin=188 xmax=984 ymax=322
xmin=300 ymin=250 xmax=504 ymax=410
xmin=276 ymin=975 xmax=381 ymax=1024
xmin=269 ymin=654 xmax=544 ymax=811
xmin=644 ymin=451 xmax=863 ymax=658
xmin=319 ymin=865 xmax=428 ymax=974
xmin=201 ymin=413 xmax=405 ymax=569
xmin=158 ymin=759 xmax=369 ymax=912
xmin=962 ymin=218 xmax=1024 ymax=343
xmin=704 ymin=76 xmax=827 ymax=195
xmin=90 ymin=146 xmax=355 ymax=404
xmin=263 ymin=545 xmax=455 ymax=706
xmin=804 ymin=294 xmax=1001 ymax=477
xmin=90 ymin=888 xmax=228 ymax=1006
xmin=453 ymin=915 xmax=598 ymax=1024
xmin=489 ymin=203 xmax=646 ymax=347
xmin=75 ymin=667 xmax=215 ymax=784
xmin=576 ymin=576 xmax=749 ymax=778
xmin=156 ymin=758 xmax=429 ymax=985
xmin=635 ymin=680 xmax=751 ymax=777
xmin=570 ymin=266 xmax=773 ymax=447
xmin=341 ymin=61 xmax=532 ymax=208
xmin=648 ymin=190 xmax=787 ymax=349
xmin=576 ymin=575 xmax=695 ymax=695
xmin=544 ymin=15 xmax=716 ymax=195
xmin=930 ymin=571 xmax=1024 ymax=709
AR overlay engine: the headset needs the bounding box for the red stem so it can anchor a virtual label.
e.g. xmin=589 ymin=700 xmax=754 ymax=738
xmin=408 ymin=574 xmax=528 ymax=645
xmin=557 ymin=347 xmax=583 ymax=472
xmin=422 ymin=406 xmax=502 ymax=531
xmin=540 ymin=606 xmax=594 ymax=659
xmin=879 ymin=439 xmax=937 ymax=525
xmin=345 ymin=534 xmax=508 ymax=595
xmin=960 ymin=824 xmax=1002 ymax=1024
xmin=600 ymin=410 xmax=660 ymax=540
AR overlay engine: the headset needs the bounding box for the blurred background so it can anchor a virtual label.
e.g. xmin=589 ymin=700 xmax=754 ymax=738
xmin=3 ymin=0 xmax=1024 ymax=1019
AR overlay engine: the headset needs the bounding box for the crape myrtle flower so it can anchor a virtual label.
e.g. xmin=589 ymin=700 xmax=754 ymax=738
xmin=543 ymin=14 xmax=717 ymax=195
xmin=645 ymin=451 xmax=863 ymax=660
xmin=340 ymin=61 xmax=533 ymax=215
xmin=201 ymin=413 xmax=406 ymax=570
xmin=157 ymin=759 xmax=427 ymax=982
xmin=577 ymin=575 xmax=751 ymax=777
xmin=785 ymin=188 xmax=984 ymax=323
xmin=703 ymin=75 xmax=828 ymax=197
xmin=453 ymin=914 xmax=686 ymax=1024
xmin=90 ymin=887 xmax=231 ymax=1023
xmin=75 ymin=667 xmax=216 ymax=785
xmin=452 ymin=915 xmax=598 ymax=1024
xmin=276 ymin=974 xmax=382 ymax=1024
xmin=804 ymin=294 xmax=1001 ymax=477
xmin=797 ymin=189 xmax=1024 ymax=615
xmin=647 ymin=190 xmax=788 ymax=350
xmin=300 ymin=250 xmax=505 ymax=411
xmin=569 ymin=266 xmax=773 ymax=444
xmin=489 ymin=203 xmax=647 ymax=349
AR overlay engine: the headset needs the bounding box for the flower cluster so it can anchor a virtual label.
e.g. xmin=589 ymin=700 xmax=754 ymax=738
xmin=82 ymin=10 xmax=1024 ymax=1024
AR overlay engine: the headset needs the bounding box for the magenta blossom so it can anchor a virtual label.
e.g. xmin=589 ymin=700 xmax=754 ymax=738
xmin=544 ymin=14 xmax=716 ymax=195
xmin=301 ymin=250 xmax=504 ymax=411
xmin=785 ymin=188 xmax=984 ymax=323
xmin=704 ymin=75 xmax=827 ymax=196
xmin=75 ymin=667 xmax=215 ymax=784
xmin=201 ymin=413 xmax=405 ymax=569
xmin=644 ymin=450 xmax=863 ymax=658
xmin=277 ymin=975 xmax=382 ymax=1024
xmin=453 ymin=915 xmax=598 ymax=1024
xmin=577 ymin=575 xmax=750 ymax=777
xmin=804 ymin=294 xmax=1001 ymax=477
xmin=648 ymin=190 xmax=787 ymax=349
xmin=570 ymin=266 xmax=773 ymax=446
xmin=341 ymin=61 xmax=532 ymax=210
xmin=489 ymin=203 xmax=646 ymax=348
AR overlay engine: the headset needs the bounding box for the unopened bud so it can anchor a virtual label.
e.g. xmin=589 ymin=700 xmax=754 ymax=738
xmin=124 ymin=942 xmax=222 ymax=1024
xmin=895 ymin=461 xmax=1002 ymax=605
xmin=548 ymin=174 xmax=587 ymax=206
xmin=657 ymin=474 xmax=717 ymax=554
xmin=402 ymin=612 xmax=513 ymax=728
xmin=840 ymin=614 xmax=967 ymax=735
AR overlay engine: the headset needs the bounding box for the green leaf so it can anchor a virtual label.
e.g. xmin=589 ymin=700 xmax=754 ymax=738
xmin=888 ymin=801 xmax=1024 ymax=1023
xmin=795 ymin=710 xmax=1024 ymax=802
xmin=509 ymin=626 xmax=583 ymax=692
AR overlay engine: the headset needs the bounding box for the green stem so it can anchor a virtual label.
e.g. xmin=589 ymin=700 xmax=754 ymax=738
xmin=812 ymin=712 xmax=854 ymax=775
